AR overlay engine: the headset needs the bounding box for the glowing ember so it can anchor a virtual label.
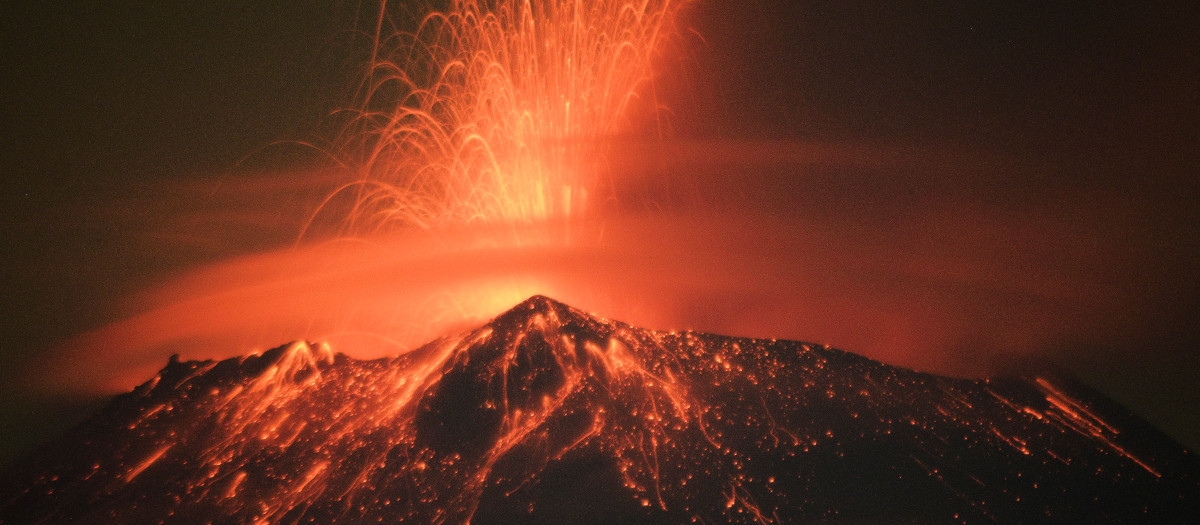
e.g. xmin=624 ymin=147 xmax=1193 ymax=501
xmin=2 ymin=297 xmax=1196 ymax=522
xmin=324 ymin=0 xmax=687 ymax=233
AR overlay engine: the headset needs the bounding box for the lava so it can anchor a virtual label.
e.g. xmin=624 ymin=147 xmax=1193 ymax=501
xmin=8 ymin=2 xmax=1200 ymax=504
xmin=3 ymin=297 xmax=1196 ymax=523
xmin=23 ymin=0 xmax=1194 ymax=405
xmin=31 ymin=0 xmax=694 ymax=396
xmin=326 ymin=0 xmax=687 ymax=232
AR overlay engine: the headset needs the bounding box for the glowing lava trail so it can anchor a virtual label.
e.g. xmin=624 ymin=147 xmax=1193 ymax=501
xmin=3 ymin=297 xmax=1197 ymax=523
xmin=324 ymin=0 xmax=686 ymax=233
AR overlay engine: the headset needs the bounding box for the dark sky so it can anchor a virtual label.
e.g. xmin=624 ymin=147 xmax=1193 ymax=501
xmin=677 ymin=0 xmax=1199 ymax=455
xmin=2 ymin=0 xmax=1198 ymax=466
xmin=1 ymin=0 xmax=367 ymax=466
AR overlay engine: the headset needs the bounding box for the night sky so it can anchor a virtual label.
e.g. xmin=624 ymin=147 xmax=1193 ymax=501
xmin=2 ymin=0 xmax=1197 ymax=468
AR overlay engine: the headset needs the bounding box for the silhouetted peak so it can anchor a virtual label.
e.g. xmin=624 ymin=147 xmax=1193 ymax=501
xmin=4 ymin=298 xmax=1198 ymax=524
xmin=487 ymin=294 xmax=590 ymax=331
xmin=414 ymin=296 xmax=641 ymax=459
xmin=513 ymin=294 xmax=568 ymax=311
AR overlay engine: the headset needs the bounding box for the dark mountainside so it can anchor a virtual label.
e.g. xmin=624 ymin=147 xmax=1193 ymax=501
xmin=2 ymin=296 xmax=1197 ymax=523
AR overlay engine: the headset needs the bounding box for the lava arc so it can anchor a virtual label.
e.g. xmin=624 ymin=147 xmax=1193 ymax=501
xmin=323 ymin=0 xmax=688 ymax=234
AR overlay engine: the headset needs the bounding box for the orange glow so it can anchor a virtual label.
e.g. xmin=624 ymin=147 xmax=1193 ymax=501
xmin=5 ymin=2 xmax=1198 ymax=521
xmin=324 ymin=0 xmax=687 ymax=233
xmin=36 ymin=204 xmax=1142 ymax=397
xmin=22 ymin=3 xmax=1181 ymax=413
xmin=14 ymin=297 xmax=1186 ymax=523
xmin=32 ymin=0 xmax=697 ymax=395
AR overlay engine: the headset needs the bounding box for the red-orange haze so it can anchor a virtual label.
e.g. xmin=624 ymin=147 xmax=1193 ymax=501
xmin=5 ymin=0 xmax=1198 ymax=468
xmin=35 ymin=140 xmax=1181 ymax=396
xmin=16 ymin=0 xmax=1193 ymax=427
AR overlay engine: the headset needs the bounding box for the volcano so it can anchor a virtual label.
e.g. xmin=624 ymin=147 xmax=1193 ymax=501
xmin=2 ymin=296 xmax=1197 ymax=523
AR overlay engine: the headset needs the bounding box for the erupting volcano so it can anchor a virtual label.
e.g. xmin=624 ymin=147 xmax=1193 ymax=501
xmin=5 ymin=0 xmax=1200 ymax=522
xmin=2 ymin=296 xmax=1197 ymax=523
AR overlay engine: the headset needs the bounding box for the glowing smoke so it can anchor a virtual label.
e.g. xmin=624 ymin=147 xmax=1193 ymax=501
xmin=23 ymin=1 xmax=1198 ymax=410
xmin=39 ymin=0 xmax=693 ymax=393
xmin=37 ymin=142 xmax=1184 ymax=395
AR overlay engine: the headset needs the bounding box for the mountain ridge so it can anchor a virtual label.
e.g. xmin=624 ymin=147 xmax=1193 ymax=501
xmin=2 ymin=295 xmax=1197 ymax=523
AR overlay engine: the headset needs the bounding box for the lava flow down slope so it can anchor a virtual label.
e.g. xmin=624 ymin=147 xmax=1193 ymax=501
xmin=2 ymin=296 xmax=1197 ymax=523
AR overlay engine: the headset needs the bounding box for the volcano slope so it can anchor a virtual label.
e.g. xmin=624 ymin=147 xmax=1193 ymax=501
xmin=2 ymin=296 xmax=1197 ymax=523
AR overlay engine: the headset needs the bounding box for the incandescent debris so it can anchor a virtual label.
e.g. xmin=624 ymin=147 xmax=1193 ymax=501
xmin=2 ymin=296 xmax=1197 ymax=523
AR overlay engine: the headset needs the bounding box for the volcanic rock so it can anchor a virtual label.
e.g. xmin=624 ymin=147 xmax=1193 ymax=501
xmin=2 ymin=296 xmax=1197 ymax=523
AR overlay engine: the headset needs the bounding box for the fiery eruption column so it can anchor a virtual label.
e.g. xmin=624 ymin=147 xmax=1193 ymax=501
xmin=35 ymin=0 xmax=696 ymax=404
xmin=327 ymin=0 xmax=685 ymax=234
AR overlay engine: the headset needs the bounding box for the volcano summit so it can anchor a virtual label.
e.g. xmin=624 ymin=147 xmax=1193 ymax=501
xmin=2 ymin=296 xmax=1197 ymax=523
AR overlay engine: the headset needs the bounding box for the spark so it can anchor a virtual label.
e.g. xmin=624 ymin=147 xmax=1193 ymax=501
xmin=321 ymin=0 xmax=687 ymax=235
